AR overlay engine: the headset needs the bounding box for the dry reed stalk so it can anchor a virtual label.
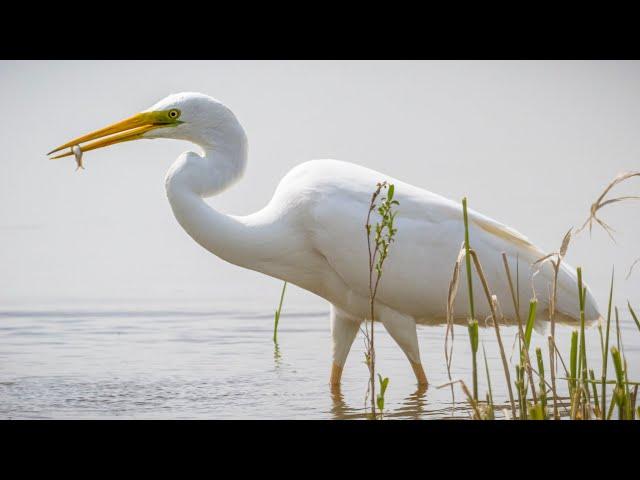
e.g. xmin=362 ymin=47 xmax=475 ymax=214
xmin=575 ymin=171 xmax=640 ymax=240
xmin=532 ymin=228 xmax=574 ymax=419
xmin=501 ymin=253 xmax=538 ymax=405
xmin=533 ymin=230 xmax=571 ymax=339
xmin=469 ymin=249 xmax=517 ymax=418
xmin=437 ymin=379 xmax=483 ymax=420
xmin=627 ymin=258 xmax=640 ymax=281
xmin=548 ymin=336 xmax=560 ymax=419
xmin=444 ymin=245 xmax=466 ymax=414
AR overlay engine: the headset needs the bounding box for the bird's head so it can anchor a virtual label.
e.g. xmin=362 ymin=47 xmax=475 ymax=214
xmin=48 ymin=92 xmax=243 ymax=160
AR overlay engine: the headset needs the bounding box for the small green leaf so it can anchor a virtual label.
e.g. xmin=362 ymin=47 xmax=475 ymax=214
xmin=378 ymin=374 xmax=389 ymax=396
xmin=524 ymin=299 xmax=537 ymax=350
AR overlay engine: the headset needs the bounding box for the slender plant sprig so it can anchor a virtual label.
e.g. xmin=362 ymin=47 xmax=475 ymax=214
xmin=273 ymin=281 xmax=288 ymax=344
xmin=364 ymin=181 xmax=399 ymax=418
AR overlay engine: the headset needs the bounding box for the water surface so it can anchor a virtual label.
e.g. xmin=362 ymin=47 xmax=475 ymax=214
xmin=1 ymin=303 xmax=637 ymax=419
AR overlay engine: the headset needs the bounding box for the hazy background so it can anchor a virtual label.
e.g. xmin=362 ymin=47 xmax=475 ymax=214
xmin=1 ymin=60 xmax=639 ymax=312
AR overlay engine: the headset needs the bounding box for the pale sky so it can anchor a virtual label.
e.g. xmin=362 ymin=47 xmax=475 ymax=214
xmin=1 ymin=60 xmax=639 ymax=311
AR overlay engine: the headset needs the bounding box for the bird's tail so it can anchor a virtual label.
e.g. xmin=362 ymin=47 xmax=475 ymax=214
xmin=531 ymin=257 xmax=601 ymax=333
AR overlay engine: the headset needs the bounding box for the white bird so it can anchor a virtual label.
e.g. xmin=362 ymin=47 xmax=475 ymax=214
xmin=48 ymin=92 xmax=601 ymax=388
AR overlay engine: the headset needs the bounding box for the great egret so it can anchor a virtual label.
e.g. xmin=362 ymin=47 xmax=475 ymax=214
xmin=48 ymin=92 xmax=601 ymax=387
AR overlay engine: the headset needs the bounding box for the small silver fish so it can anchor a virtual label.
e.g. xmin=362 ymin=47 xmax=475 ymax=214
xmin=72 ymin=145 xmax=84 ymax=171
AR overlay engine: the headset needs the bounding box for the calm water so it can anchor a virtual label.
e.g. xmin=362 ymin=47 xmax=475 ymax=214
xmin=1 ymin=302 xmax=638 ymax=419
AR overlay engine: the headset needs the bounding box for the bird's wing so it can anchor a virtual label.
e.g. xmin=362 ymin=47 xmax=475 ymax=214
xmin=295 ymin=160 xmax=598 ymax=326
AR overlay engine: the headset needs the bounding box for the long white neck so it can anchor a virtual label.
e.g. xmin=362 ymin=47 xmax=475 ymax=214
xmin=164 ymin=123 xmax=273 ymax=270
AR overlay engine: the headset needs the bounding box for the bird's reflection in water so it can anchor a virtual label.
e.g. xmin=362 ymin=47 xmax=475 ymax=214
xmin=330 ymin=384 xmax=429 ymax=420
xmin=384 ymin=384 xmax=428 ymax=419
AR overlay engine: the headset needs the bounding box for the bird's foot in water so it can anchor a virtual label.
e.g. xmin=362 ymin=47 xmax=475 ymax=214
xmin=330 ymin=362 xmax=343 ymax=391
xmin=411 ymin=361 xmax=429 ymax=387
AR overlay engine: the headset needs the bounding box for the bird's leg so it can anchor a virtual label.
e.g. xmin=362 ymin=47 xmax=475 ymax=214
xmin=330 ymin=304 xmax=361 ymax=388
xmin=330 ymin=363 xmax=344 ymax=389
xmin=410 ymin=361 xmax=428 ymax=386
xmin=379 ymin=306 xmax=428 ymax=386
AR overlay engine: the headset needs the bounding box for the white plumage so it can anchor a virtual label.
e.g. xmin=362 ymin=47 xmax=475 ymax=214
xmin=49 ymin=92 xmax=601 ymax=387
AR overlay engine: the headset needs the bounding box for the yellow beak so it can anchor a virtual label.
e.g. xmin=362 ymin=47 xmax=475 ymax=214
xmin=47 ymin=111 xmax=173 ymax=159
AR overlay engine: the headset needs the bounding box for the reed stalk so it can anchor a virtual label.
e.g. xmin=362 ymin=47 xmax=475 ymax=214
xmin=548 ymin=336 xmax=559 ymax=419
xmin=601 ymin=269 xmax=614 ymax=419
xmin=611 ymin=346 xmax=626 ymax=419
xmin=272 ymin=281 xmax=287 ymax=344
xmin=536 ymin=347 xmax=546 ymax=416
xmin=569 ymin=330 xmax=578 ymax=418
xmin=629 ymin=302 xmax=640 ymax=334
xmin=468 ymin=249 xmax=516 ymax=418
xmin=468 ymin=319 xmax=479 ymax=402
xmin=501 ymin=254 xmax=538 ymax=406
xmin=461 ymin=198 xmax=478 ymax=400
xmin=576 ymin=269 xmax=590 ymax=411
xmin=482 ymin=344 xmax=495 ymax=419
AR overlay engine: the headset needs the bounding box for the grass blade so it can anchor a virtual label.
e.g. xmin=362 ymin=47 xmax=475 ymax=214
xmin=601 ymin=268 xmax=614 ymax=419
xmin=524 ymin=300 xmax=537 ymax=350
xmin=273 ymin=281 xmax=287 ymax=343
xmin=628 ymin=302 xmax=640 ymax=334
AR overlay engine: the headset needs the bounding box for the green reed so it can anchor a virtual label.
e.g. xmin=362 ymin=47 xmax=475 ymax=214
xmin=462 ymin=197 xmax=478 ymax=400
xmin=273 ymin=281 xmax=287 ymax=344
xmin=362 ymin=171 xmax=640 ymax=420
xmin=601 ymin=269 xmax=614 ymax=418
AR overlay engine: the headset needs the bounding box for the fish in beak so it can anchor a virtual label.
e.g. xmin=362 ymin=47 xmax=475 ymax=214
xmin=47 ymin=109 xmax=183 ymax=167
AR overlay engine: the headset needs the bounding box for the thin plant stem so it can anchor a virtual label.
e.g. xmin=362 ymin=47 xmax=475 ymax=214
xmin=469 ymin=249 xmax=516 ymax=418
xmin=601 ymin=268 xmax=614 ymax=419
xmin=462 ymin=198 xmax=477 ymax=400
xmin=273 ymin=281 xmax=287 ymax=344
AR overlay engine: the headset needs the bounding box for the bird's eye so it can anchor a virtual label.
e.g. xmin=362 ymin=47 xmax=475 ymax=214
xmin=168 ymin=109 xmax=181 ymax=119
